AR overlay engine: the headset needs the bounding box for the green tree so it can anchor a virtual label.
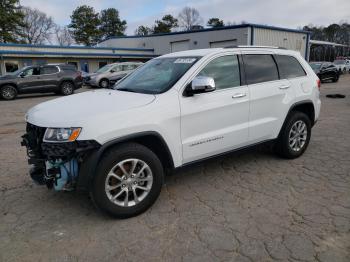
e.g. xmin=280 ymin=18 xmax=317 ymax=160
xmin=69 ymin=5 xmax=101 ymax=46
xmin=0 ymin=0 xmax=25 ymax=43
xmin=134 ymin=25 xmax=152 ymax=36
xmin=153 ymin=14 xmax=178 ymax=34
xmin=100 ymin=8 xmax=126 ymax=39
xmin=207 ymin=18 xmax=224 ymax=28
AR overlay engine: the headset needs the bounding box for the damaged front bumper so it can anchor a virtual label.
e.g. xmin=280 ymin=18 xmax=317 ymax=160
xmin=21 ymin=123 xmax=100 ymax=191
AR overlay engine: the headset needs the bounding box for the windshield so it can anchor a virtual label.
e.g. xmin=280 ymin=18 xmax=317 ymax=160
xmin=95 ymin=64 xmax=115 ymax=73
xmin=7 ymin=66 xmax=29 ymax=76
xmin=333 ymin=60 xmax=345 ymax=65
xmin=310 ymin=63 xmax=322 ymax=70
xmin=114 ymin=57 xmax=200 ymax=94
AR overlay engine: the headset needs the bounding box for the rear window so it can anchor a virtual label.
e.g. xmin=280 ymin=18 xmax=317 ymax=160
xmin=243 ymin=54 xmax=279 ymax=85
xmin=275 ymin=55 xmax=306 ymax=79
xmin=60 ymin=65 xmax=77 ymax=72
xmin=41 ymin=66 xmax=59 ymax=75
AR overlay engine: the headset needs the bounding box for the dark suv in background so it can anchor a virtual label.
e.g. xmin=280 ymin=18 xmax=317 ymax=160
xmin=0 ymin=64 xmax=83 ymax=100
xmin=309 ymin=62 xmax=339 ymax=83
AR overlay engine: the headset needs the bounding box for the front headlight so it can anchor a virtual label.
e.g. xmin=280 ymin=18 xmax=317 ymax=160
xmin=44 ymin=127 xmax=81 ymax=142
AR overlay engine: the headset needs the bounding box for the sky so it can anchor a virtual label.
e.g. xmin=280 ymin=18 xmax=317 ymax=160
xmin=21 ymin=0 xmax=350 ymax=35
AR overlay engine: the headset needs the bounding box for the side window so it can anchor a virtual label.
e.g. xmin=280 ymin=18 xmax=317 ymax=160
xmin=122 ymin=64 xmax=134 ymax=71
xmin=275 ymin=55 xmax=306 ymax=79
xmin=41 ymin=66 xmax=58 ymax=75
xmin=23 ymin=67 xmax=40 ymax=76
xmin=197 ymin=55 xmax=240 ymax=90
xmin=243 ymin=54 xmax=279 ymax=85
xmin=112 ymin=65 xmax=120 ymax=72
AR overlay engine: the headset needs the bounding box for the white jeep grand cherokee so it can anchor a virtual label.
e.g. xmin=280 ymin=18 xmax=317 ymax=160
xmin=22 ymin=46 xmax=321 ymax=218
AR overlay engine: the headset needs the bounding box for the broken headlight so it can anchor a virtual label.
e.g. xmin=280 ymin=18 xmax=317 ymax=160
xmin=43 ymin=127 xmax=81 ymax=142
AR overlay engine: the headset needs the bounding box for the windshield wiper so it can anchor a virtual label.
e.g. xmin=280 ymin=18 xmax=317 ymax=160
xmin=116 ymin=88 xmax=138 ymax=93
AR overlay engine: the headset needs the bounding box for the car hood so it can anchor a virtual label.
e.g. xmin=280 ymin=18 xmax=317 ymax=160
xmin=26 ymin=89 xmax=156 ymax=127
xmin=86 ymin=72 xmax=99 ymax=78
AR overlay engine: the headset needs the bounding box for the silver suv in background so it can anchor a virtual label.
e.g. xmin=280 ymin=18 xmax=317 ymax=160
xmin=84 ymin=62 xmax=143 ymax=88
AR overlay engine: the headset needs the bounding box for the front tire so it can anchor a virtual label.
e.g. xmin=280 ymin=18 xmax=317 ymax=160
xmin=0 ymin=85 xmax=17 ymax=100
xmin=99 ymin=79 xmax=109 ymax=88
xmin=275 ymin=111 xmax=311 ymax=159
xmin=91 ymin=143 xmax=164 ymax=218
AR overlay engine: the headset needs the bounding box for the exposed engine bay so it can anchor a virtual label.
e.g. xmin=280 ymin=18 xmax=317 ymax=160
xmin=21 ymin=123 xmax=99 ymax=191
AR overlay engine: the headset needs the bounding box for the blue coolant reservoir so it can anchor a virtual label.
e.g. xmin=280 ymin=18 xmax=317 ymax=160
xmin=53 ymin=159 xmax=78 ymax=191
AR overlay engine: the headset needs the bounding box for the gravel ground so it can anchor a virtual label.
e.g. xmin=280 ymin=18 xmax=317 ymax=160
xmin=0 ymin=77 xmax=350 ymax=262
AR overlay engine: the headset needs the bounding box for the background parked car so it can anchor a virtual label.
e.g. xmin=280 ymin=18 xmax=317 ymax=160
xmin=0 ymin=64 xmax=83 ymax=100
xmin=333 ymin=59 xmax=350 ymax=73
xmin=309 ymin=62 xmax=339 ymax=82
xmin=83 ymin=62 xmax=143 ymax=88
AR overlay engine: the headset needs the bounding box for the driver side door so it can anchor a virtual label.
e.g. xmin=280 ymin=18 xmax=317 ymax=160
xmin=180 ymin=54 xmax=250 ymax=164
xmin=17 ymin=67 xmax=42 ymax=93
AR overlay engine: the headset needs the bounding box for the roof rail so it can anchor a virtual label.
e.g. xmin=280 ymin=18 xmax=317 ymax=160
xmin=224 ymin=45 xmax=287 ymax=49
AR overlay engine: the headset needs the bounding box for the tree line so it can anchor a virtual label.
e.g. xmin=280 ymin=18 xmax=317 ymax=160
xmin=303 ymin=23 xmax=350 ymax=46
xmin=0 ymin=1 xmax=126 ymax=46
xmin=1 ymin=1 xmax=349 ymax=47
xmin=0 ymin=1 xmax=227 ymax=46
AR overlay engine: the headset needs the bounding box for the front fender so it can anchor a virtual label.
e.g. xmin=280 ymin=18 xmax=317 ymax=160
xmin=76 ymin=131 xmax=174 ymax=191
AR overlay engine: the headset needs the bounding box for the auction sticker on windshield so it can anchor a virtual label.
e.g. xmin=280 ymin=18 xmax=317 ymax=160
xmin=174 ymin=58 xmax=197 ymax=64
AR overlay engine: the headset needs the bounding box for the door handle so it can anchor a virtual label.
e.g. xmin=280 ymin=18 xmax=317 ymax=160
xmin=279 ymin=84 xmax=291 ymax=89
xmin=232 ymin=93 xmax=246 ymax=98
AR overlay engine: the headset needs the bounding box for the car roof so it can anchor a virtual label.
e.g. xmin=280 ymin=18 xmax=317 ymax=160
xmin=161 ymin=46 xmax=299 ymax=58
xmin=108 ymin=62 xmax=143 ymax=66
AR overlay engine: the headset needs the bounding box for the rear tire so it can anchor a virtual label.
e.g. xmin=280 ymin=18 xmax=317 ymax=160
xmin=0 ymin=85 xmax=17 ymax=100
xmin=275 ymin=111 xmax=311 ymax=159
xmin=60 ymin=81 xmax=74 ymax=95
xmin=91 ymin=143 xmax=164 ymax=218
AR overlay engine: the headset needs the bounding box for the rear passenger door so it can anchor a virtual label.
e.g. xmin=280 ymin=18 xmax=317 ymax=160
xmin=40 ymin=66 xmax=60 ymax=90
xmin=242 ymin=53 xmax=295 ymax=143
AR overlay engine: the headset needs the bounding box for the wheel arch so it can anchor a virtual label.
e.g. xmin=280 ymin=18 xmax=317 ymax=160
xmin=278 ymin=100 xmax=315 ymax=138
xmin=77 ymin=131 xmax=174 ymax=190
xmin=0 ymin=82 xmax=18 ymax=90
xmin=59 ymin=78 xmax=75 ymax=86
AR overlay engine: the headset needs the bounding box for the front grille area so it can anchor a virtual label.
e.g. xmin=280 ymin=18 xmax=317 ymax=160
xmin=42 ymin=140 xmax=100 ymax=158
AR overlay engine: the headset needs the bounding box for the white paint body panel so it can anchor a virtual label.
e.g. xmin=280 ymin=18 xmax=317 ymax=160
xmin=26 ymin=47 xmax=321 ymax=168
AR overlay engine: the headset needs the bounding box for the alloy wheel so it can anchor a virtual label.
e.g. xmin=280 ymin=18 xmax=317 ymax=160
xmin=1 ymin=86 xmax=16 ymax=100
xmin=62 ymin=82 xmax=73 ymax=95
xmin=105 ymin=158 xmax=153 ymax=207
xmin=100 ymin=80 xmax=109 ymax=88
xmin=288 ymin=120 xmax=307 ymax=152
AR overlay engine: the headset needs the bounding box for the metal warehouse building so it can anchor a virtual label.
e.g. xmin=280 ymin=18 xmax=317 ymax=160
xmin=0 ymin=43 xmax=156 ymax=75
xmin=99 ymin=23 xmax=310 ymax=59
xmin=0 ymin=23 xmax=311 ymax=76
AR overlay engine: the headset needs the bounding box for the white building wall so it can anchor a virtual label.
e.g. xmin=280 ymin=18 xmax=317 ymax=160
xmin=253 ymin=28 xmax=308 ymax=57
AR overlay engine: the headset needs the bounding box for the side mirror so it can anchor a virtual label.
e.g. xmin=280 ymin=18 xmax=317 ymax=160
xmin=110 ymin=69 xmax=116 ymax=73
xmin=186 ymin=76 xmax=216 ymax=96
xmin=19 ymin=72 xmax=25 ymax=78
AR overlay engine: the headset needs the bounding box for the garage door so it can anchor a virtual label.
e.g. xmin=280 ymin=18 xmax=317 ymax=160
xmin=210 ymin=39 xmax=237 ymax=48
xmin=171 ymin=40 xmax=190 ymax=52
